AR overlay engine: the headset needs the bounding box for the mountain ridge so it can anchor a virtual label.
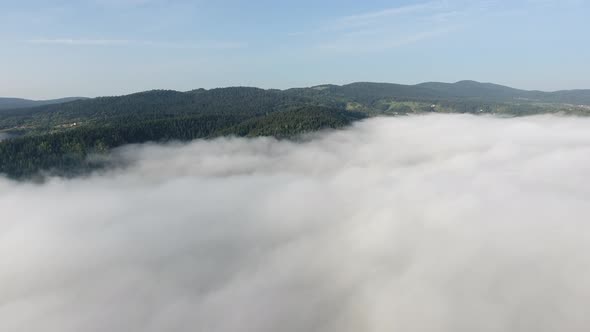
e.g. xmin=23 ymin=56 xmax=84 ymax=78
xmin=4 ymin=80 xmax=590 ymax=106
xmin=1 ymin=80 xmax=590 ymax=179
xmin=0 ymin=97 xmax=88 ymax=110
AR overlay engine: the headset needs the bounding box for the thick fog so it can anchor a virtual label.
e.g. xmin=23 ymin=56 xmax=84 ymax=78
xmin=1 ymin=114 xmax=590 ymax=332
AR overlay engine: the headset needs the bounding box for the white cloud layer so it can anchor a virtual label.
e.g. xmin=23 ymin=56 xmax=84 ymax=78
xmin=1 ymin=114 xmax=590 ymax=332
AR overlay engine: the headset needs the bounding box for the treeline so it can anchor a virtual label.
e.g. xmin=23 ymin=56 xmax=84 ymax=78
xmin=1 ymin=82 xmax=587 ymax=179
xmin=0 ymin=107 xmax=364 ymax=179
xmin=0 ymin=88 xmax=316 ymax=131
xmin=3 ymin=84 xmax=586 ymax=134
xmin=219 ymin=107 xmax=365 ymax=137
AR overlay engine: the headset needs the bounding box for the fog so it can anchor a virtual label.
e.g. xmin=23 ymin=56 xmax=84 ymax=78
xmin=1 ymin=114 xmax=590 ymax=332
xmin=0 ymin=133 xmax=12 ymax=141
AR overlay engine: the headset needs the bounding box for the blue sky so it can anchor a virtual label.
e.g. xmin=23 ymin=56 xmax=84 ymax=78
xmin=1 ymin=0 xmax=589 ymax=99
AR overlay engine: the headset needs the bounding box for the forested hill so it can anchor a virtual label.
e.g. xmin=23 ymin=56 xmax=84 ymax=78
xmin=0 ymin=97 xmax=87 ymax=110
xmin=416 ymin=80 xmax=590 ymax=104
xmin=290 ymin=80 xmax=590 ymax=105
xmin=2 ymin=81 xmax=589 ymax=131
xmin=1 ymin=81 xmax=589 ymax=179
xmin=0 ymin=106 xmax=365 ymax=179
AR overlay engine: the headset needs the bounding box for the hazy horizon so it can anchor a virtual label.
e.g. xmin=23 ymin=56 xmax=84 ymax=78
xmin=4 ymin=79 xmax=590 ymax=101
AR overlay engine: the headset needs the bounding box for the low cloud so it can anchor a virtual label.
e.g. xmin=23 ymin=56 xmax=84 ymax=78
xmin=90 ymin=0 xmax=164 ymax=8
xmin=27 ymin=38 xmax=131 ymax=46
xmin=317 ymin=27 xmax=459 ymax=53
xmin=313 ymin=1 xmax=496 ymax=54
xmin=26 ymin=39 xmax=246 ymax=49
xmin=330 ymin=1 xmax=444 ymax=30
xmin=1 ymin=114 xmax=590 ymax=332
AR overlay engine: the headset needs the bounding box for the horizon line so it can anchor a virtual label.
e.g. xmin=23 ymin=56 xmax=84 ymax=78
xmin=4 ymin=80 xmax=590 ymax=101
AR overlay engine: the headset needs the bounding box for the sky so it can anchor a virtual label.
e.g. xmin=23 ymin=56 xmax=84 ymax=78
xmin=1 ymin=0 xmax=589 ymax=99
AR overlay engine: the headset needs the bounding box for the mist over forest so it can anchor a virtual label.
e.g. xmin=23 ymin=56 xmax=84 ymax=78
xmin=2 ymin=114 xmax=590 ymax=332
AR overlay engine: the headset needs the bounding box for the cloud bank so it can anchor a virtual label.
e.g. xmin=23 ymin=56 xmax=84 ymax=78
xmin=1 ymin=114 xmax=590 ymax=332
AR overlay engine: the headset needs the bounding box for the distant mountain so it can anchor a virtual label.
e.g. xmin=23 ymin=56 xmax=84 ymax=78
xmin=416 ymin=80 xmax=590 ymax=104
xmin=417 ymin=80 xmax=526 ymax=100
xmin=285 ymin=80 xmax=590 ymax=105
xmin=297 ymin=82 xmax=441 ymax=103
xmin=0 ymin=97 xmax=87 ymax=110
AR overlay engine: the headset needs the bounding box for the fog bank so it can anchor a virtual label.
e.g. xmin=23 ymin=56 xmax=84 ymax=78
xmin=1 ymin=114 xmax=590 ymax=332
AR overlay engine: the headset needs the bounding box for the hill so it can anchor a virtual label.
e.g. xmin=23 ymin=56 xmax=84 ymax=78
xmin=1 ymin=81 xmax=589 ymax=179
xmin=0 ymin=97 xmax=88 ymax=110
xmin=0 ymin=105 xmax=365 ymax=178
xmin=417 ymin=80 xmax=590 ymax=104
